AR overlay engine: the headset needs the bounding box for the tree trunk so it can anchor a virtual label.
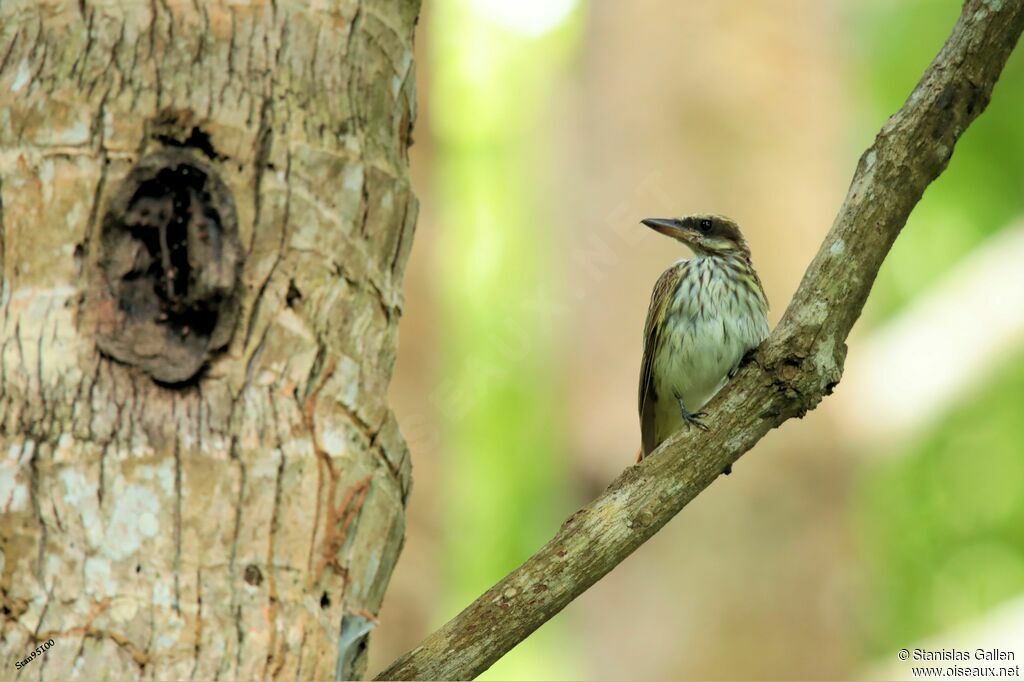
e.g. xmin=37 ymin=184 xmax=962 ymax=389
xmin=0 ymin=1 xmax=419 ymax=679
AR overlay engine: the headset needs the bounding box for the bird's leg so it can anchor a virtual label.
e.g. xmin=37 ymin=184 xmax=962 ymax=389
xmin=674 ymin=392 xmax=708 ymax=431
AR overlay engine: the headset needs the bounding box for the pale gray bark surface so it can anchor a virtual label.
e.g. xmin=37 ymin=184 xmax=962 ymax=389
xmin=375 ymin=1 xmax=1024 ymax=679
xmin=0 ymin=0 xmax=419 ymax=679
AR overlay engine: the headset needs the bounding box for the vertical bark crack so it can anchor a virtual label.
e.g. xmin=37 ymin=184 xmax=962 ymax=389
xmin=237 ymin=94 xmax=279 ymax=404
xmin=173 ymin=435 xmax=183 ymax=615
xmin=0 ymin=175 xmax=6 ymax=293
xmin=188 ymin=566 xmax=203 ymax=681
xmin=262 ymin=386 xmax=287 ymax=679
xmin=226 ymin=434 xmax=247 ymax=679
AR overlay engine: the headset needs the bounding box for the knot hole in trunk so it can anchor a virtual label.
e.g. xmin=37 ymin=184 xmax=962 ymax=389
xmin=96 ymin=149 xmax=243 ymax=384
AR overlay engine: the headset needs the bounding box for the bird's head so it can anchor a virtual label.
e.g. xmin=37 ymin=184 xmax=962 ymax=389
xmin=641 ymin=214 xmax=750 ymax=258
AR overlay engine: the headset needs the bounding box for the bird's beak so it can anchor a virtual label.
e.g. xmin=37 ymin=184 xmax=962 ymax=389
xmin=641 ymin=218 xmax=689 ymax=240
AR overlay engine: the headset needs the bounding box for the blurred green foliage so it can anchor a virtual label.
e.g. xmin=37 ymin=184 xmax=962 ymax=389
xmin=855 ymin=0 xmax=1024 ymax=321
xmin=853 ymin=0 xmax=1024 ymax=660
xmin=855 ymin=350 xmax=1024 ymax=654
xmin=429 ymin=0 xmax=583 ymax=679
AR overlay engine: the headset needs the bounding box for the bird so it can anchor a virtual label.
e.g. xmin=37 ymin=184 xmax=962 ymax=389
xmin=637 ymin=214 xmax=769 ymax=460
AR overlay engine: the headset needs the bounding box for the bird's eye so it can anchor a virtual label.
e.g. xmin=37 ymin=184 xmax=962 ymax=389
xmin=699 ymin=219 xmax=713 ymax=231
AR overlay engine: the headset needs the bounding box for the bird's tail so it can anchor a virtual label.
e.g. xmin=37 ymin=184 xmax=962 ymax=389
xmin=634 ymin=446 xmax=644 ymax=464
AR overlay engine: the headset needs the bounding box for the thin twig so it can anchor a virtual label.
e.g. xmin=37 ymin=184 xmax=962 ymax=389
xmin=375 ymin=1 xmax=1024 ymax=679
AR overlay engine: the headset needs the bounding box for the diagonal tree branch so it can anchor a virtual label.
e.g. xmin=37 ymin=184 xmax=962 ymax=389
xmin=376 ymin=1 xmax=1024 ymax=679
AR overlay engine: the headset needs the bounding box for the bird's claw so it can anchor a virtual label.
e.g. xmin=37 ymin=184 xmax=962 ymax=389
xmin=682 ymin=410 xmax=709 ymax=431
xmin=674 ymin=393 xmax=709 ymax=430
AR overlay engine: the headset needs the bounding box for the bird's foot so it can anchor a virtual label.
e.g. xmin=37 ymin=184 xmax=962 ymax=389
xmin=683 ymin=410 xmax=709 ymax=430
xmin=674 ymin=394 xmax=709 ymax=430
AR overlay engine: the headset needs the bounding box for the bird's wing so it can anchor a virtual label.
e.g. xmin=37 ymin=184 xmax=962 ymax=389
xmin=638 ymin=263 xmax=683 ymax=457
xmin=747 ymin=264 xmax=770 ymax=314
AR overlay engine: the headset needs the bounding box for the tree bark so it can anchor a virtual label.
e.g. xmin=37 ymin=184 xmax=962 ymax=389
xmin=375 ymin=0 xmax=1024 ymax=679
xmin=0 ymin=1 xmax=419 ymax=680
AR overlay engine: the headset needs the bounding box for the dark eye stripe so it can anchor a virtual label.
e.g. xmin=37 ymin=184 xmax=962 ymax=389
xmin=699 ymin=219 xmax=712 ymax=231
